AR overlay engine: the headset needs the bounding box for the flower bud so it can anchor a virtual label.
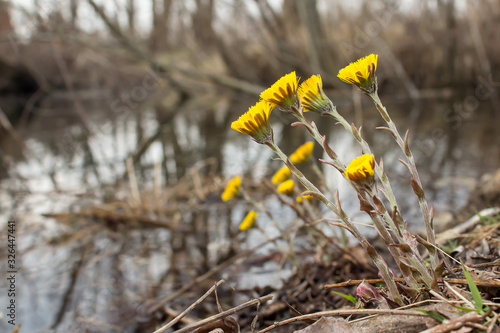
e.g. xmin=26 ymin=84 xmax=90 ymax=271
xmin=356 ymin=282 xmax=382 ymax=303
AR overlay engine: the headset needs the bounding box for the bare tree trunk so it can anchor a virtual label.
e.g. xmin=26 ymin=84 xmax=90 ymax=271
xmin=32 ymin=0 xmax=45 ymax=28
xmin=254 ymin=0 xmax=310 ymax=73
xmin=149 ymin=0 xmax=172 ymax=51
xmin=161 ymin=0 xmax=173 ymax=47
xmin=437 ymin=0 xmax=456 ymax=84
xmin=69 ymin=0 xmax=78 ymax=29
xmin=0 ymin=1 xmax=13 ymax=34
xmin=192 ymin=0 xmax=216 ymax=51
xmin=295 ymin=0 xmax=322 ymax=72
xmin=126 ymin=0 xmax=135 ymax=36
xmin=231 ymin=0 xmax=245 ymax=36
xmin=282 ymin=0 xmax=300 ymax=37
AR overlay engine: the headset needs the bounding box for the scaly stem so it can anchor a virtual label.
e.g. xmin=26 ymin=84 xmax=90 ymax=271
xmin=369 ymin=92 xmax=438 ymax=271
xmin=309 ymin=161 xmax=349 ymax=248
xmin=265 ymin=140 xmax=403 ymax=306
xmin=302 ymin=104 xmax=435 ymax=290
xmin=324 ymin=102 xmax=399 ymax=229
xmin=290 ymin=108 xmax=431 ymax=290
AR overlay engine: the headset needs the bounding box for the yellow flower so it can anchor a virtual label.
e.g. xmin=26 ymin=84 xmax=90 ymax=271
xmin=298 ymin=74 xmax=330 ymax=113
xmin=239 ymin=210 xmax=258 ymax=231
xmin=344 ymin=154 xmax=375 ymax=182
xmin=337 ymin=54 xmax=378 ymax=92
xmin=231 ymin=100 xmax=273 ymax=143
xmin=260 ymin=71 xmax=299 ymax=110
xmin=277 ymin=179 xmax=295 ymax=195
xmin=272 ymin=166 xmax=291 ymax=184
xmin=296 ymin=195 xmax=313 ymax=203
xmin=290 ymin=142 xmax=314 ymax=164
xmin=221 ymin=176 xmax=241 ymax=201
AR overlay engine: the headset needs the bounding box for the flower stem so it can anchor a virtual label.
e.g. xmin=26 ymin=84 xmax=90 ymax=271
xmin=265 ymin=140 xmax=403 ymax=305
xmin=319 ymin=102 xmax=436 ymax=290
xmin=309 ymin=161 xmax=349 ymax=248
xmin=290 ymin=107 xmax=433 ymax=290
xmin=324 ymin=102 xmax=399 ymax=223
xmin=369 ymin=92 xmax=438 ymax=271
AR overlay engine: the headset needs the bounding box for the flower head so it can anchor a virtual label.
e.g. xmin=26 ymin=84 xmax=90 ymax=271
xmin=277 ymin=179 xmax=295 ymax=195
xmin=272 ymin=166 xmax=291 ymax=184
xmin=338 ymin=54 xmax=378 ymax=93
xmin=260 ymin=71 xmax=299 ymax=110
xmin=298 ymin=74 xmax=330 ymax=113
xmin=290 ymin=142 xmax=314 ymax=164
xmin=231 ymin=100 xmax=273 ymax=143
xmin=221 ymin=176 xmax=241 ymax=201
xmin=344 ymin=154 xmax=375 ymax=182
xmin=239 ymin=210 xmax=258 ymax=231
xmin=296 ymin=194 xmax=313 ymax=203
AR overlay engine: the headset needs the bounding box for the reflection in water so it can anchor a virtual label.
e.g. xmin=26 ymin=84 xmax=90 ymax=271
xmin=0 ymin=93 xmax=499 ymax=332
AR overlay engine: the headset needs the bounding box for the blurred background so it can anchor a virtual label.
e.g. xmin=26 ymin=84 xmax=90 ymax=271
xmin=0 ymin=0 xmax=499 ymax=332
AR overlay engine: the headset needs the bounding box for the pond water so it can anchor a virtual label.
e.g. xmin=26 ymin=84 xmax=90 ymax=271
xmin=0 ymin=89 xmax=499 ymax=332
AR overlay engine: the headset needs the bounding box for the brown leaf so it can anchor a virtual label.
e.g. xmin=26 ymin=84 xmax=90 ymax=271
xmin=293 ymin=317 xmax=360 ymax=333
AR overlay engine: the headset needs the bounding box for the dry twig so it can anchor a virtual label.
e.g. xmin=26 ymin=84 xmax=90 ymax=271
xmin=172 ymin=295 xmax=273 ymax=333
xmin=145 ymin=237 xmax=279 ymax=315
xmin=421 ymin=311 xmax=484 ymax=333
xmin=324 ymin=277 xmax=500 ymax=289
xmin=153 ymin=280 xmax=226 ymax=333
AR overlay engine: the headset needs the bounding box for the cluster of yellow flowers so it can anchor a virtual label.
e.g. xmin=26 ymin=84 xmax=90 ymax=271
xmin=220 ymin=176 xmax=257 ymax=230
xmin=272 ymin=141 xmax=314 ymax=196
xmin=230 ymin=54 xmax=378 ymax=184
xmin=221 ymin=141 xmax=317 ymax=231
xmin=224 ymin=54 xmax=380 ymax=232
xmin=222 ymin=54 xmax=440 ymax=305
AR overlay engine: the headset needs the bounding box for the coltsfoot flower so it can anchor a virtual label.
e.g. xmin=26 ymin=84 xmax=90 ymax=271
xmin=277 ymin=179 xmax=295 ymax=195
xmin=296 ymin=194 xmax=313 ymax=203
xmin=290 ymin=142 xmax=314 ymax=164
xmin=239 ymin=210 xmax=258 ymax=231
xmin=344 ymin=154 xmax=375 ymax=182
xmin=260 ymin=71 xmax=299 ymax=110
xmin=298 ymin=74 xmax=330 ymax=113
xmin=272 ymin=166 xmax=291 ymax=184
xmin=221 ymin=176 xmax=241 ymax=201
xmin=231 ymin=100 xmax=273 ymax=143
xmin=338 ymin=54 xmax=378 ymax=93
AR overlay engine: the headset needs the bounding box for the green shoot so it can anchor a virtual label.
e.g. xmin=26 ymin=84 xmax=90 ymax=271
xmin=414 ymin=309 xmax=447 ymax=323
xmin=439 ymin=239 xmax=459 ymax=254
xmin=460 ymin=259 xmax=488 ymax=314
xmin=332 ymin=291 xmax=357 ymax=305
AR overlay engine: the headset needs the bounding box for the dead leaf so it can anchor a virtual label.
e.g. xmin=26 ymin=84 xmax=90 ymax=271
xmin=293 ymin=317 xmax=360 ymax=333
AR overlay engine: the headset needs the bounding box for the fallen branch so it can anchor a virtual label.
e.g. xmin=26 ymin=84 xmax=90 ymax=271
xmin=421 ymin=311 xmax=484 ymax=333
xmin=153 ymin=280 xmax=226 ymax=333
xmin=257 ymin=308 xmax=428 ymax=333
xmin=172 ymin=294 xmax=273 ymax=333
xmin=43 ymin=211 xmax=182 ymax=230
xmin=436 ymin=207 xmax=500 ymax=244
xmin=324 ymin=277 xmax=500 ymax=289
